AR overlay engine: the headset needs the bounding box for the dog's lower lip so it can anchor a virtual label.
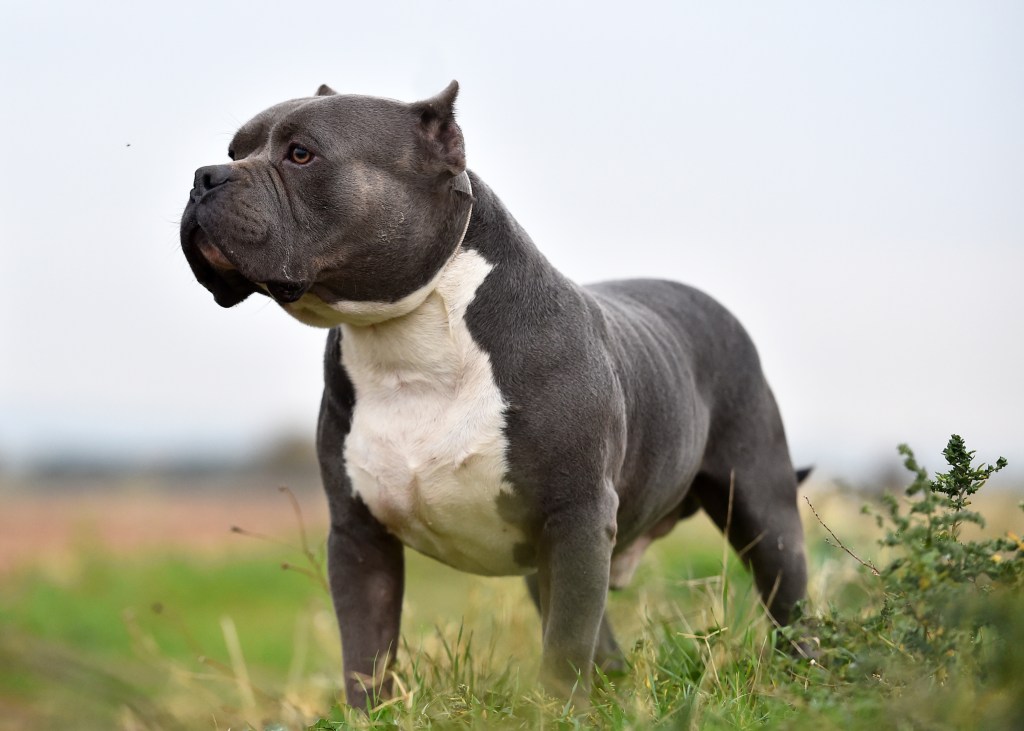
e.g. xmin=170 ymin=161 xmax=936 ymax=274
xmin=197 ymin=237 xmax=235 ymax=271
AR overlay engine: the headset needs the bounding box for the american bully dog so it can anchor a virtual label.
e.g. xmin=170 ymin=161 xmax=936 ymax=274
xmin=180 ymin=81 xmax=807 ymax=709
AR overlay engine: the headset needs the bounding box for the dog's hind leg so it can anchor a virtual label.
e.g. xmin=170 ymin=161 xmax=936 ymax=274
xmin=524 ymin=573 xmax=547 ymax=630
xmin=593 ymin=614 xmax=626 ymax=673
xmin=690 ymin=407 xmax=807 ymax=626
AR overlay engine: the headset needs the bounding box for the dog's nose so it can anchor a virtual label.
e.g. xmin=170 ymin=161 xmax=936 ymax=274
xmin=192 ymin=164 xmax=234 ymax=196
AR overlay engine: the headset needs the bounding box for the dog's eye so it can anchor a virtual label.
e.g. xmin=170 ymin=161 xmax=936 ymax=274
xmin=288 ymin=145 xmax=314 ymax=165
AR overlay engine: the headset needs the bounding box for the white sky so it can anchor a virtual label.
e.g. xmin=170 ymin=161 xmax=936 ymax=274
xmin=1 ymin=1 xmax=1021 ymax=482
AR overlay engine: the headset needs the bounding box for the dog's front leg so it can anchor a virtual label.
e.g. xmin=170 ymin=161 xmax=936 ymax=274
xmin=327 ymin=515 xmax=404 ymax=710
xmin=535 ymin=494 xmax=617 ymax=703
xmin=318 ymin=332 xmax=404 ymax=710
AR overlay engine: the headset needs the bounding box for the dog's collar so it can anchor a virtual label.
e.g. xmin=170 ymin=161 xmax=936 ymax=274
xmin=452 ymin=171 xmax=473 ymax=251
xmin=452 ymin=170 xmax=473 ymax=196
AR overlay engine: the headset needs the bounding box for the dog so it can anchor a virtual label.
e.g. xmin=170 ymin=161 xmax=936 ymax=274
xmin=180 ymin=81 xmax=807 ymax=709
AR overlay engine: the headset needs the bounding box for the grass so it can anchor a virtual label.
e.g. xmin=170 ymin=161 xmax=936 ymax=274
xmin=1 ymin=443 xmax=1022 ymax=730
xmin=0 ymin=505 xmax=742 ymax=729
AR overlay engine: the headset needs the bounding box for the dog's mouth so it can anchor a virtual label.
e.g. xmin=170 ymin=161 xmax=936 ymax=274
xmin=181 ymin=218 xmax=261 ymax=308
xmin=195 ymin=233 xmax=236 ymax=272
xmin=182 ymin=222 xmax=313 ymax=307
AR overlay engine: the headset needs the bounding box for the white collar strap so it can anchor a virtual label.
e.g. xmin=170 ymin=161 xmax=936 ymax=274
xmin=452 ymin=171 xmax=473 ymax=250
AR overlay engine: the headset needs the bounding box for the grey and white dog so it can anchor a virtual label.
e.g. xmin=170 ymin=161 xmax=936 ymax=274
xmin=180 ymin=81 xmax=807 ymax=708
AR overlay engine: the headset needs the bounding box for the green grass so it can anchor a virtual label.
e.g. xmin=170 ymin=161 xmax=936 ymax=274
xmin=0 ymin=512 xmax=743 ymax=729
xmin=1 ymin=443 xmax=1022 ymax=730
xmin=0 ymin=549 xmax=320 ymax=725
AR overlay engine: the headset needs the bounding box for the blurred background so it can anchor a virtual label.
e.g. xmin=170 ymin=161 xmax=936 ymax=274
xmin=2 ymin=0 xmax=1022 ymax=483
xmin=1 ymin=1 xmax=1021 ymax=727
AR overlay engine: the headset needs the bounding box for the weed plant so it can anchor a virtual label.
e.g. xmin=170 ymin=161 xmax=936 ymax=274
xmin=775 ymin=435 xmax=1023 ymax=730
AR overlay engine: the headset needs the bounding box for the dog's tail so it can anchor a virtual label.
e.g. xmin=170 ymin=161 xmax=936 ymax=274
xmin=795 ymin=466 xmax=813 ymax=486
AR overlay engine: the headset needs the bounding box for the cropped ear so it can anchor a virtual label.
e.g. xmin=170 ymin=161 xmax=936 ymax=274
xmin=412 ymin=80 xmax=466 ymax=176
xmin=315 ymin=84 xmax=338 ymax=96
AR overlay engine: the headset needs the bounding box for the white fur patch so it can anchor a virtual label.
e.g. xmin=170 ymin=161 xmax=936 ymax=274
xmin=340 ymin=249 xmax=527 ymax=575
xmin=279 ymin=275 xmax=442 ymax=328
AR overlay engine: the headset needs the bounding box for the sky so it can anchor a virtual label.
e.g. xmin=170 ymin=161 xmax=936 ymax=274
xmin=1 ymin=1 xmax=1021 ymax=483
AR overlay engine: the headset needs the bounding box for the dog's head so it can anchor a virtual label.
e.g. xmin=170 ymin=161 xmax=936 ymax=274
xmin=180 ymin=81 xmax=473 ymax=327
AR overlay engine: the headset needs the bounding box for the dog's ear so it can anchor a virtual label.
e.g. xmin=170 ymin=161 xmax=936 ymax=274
xmin=315 ymin=84 xmax=338 ymax=96
xmin=412 ymin=80 xmax=465 ymax=176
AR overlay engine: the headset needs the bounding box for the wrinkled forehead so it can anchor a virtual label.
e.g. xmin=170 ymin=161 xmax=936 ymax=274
xmin=228 ymin=98 xmax=310 ymax=155
xmin=228 ymin=95 xmax=412 ymax=157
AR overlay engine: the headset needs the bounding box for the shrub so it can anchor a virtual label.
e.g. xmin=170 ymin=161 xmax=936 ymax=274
xmin=787 ymin=435 xmax=1022 ymax=729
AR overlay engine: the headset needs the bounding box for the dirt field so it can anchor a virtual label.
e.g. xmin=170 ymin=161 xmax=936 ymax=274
xmin=0 ymin=472 xmax=329 ymax=575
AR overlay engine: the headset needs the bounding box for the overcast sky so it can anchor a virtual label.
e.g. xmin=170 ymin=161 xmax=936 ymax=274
xmin=1 ymin=1 xmax=1021 ymax=482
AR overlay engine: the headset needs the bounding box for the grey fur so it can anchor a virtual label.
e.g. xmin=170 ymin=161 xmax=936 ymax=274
xmin=180 ymin=82 xmax=806 ymax=709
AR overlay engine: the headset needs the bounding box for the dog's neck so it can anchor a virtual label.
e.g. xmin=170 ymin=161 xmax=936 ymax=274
xmin=339 ymin=246 xmax=494 ymax=390
xmin=289 ymin=175 xmax=476 ymax=329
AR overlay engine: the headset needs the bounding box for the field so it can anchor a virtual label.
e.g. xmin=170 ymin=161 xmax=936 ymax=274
xmin=1 ymin=449 xmax=1021 ymax=730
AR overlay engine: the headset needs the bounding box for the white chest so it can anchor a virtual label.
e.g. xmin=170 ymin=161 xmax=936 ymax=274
xmin=340 ymin=249 xmax=527 ymax=576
